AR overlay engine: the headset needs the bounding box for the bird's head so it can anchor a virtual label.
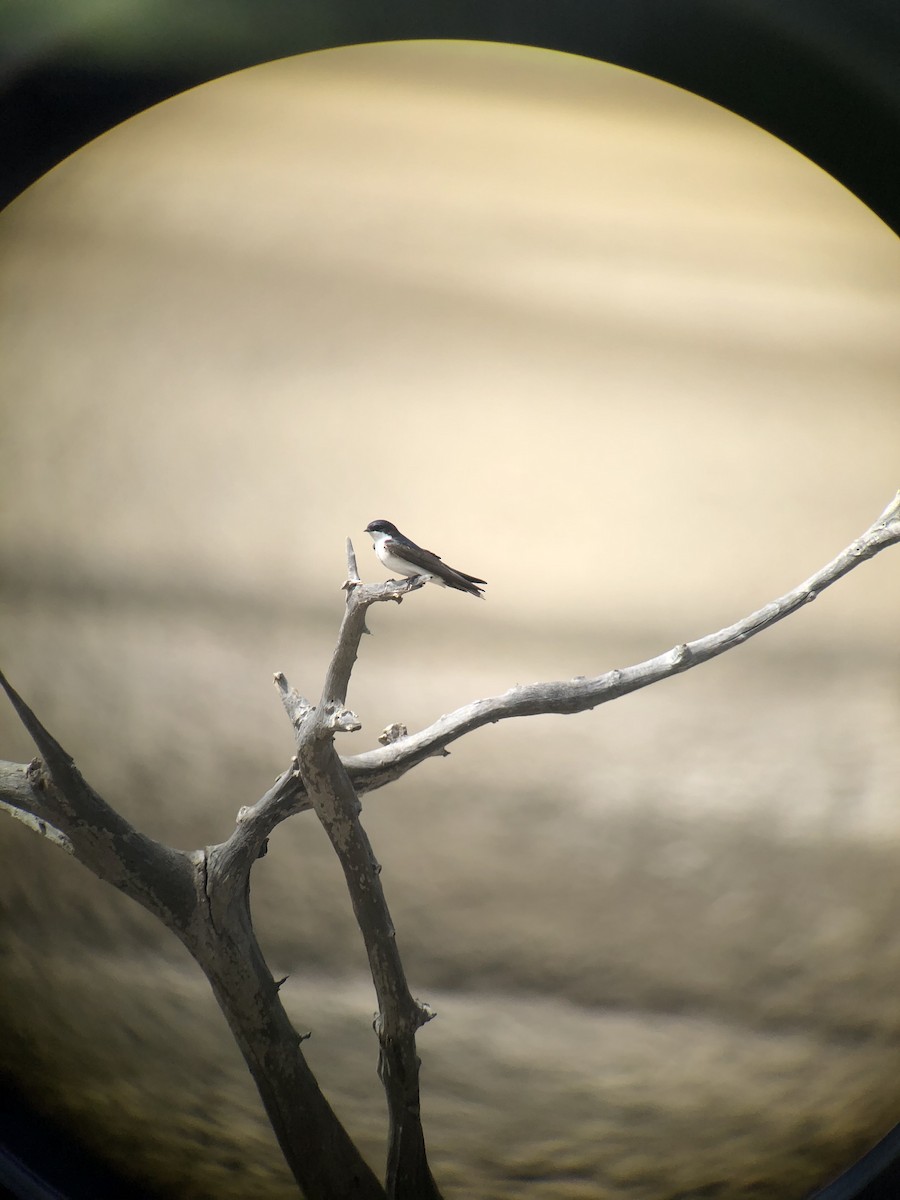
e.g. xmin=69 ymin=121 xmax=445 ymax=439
xmin=365 ymin=520 xmax=398 ymax=538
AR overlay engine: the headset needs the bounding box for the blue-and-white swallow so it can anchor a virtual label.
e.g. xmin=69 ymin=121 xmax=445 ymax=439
xmin=364 ymin=520 xmax=486 ymax=598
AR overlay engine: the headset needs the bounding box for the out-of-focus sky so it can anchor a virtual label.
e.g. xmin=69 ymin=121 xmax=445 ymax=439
xmin=1 ymin=38 xmax=898 ymax=644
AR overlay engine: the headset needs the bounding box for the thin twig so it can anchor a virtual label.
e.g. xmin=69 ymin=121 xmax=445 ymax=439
xmin=0 ymin=792 xmax=72 ymax=849
xmin=343 ymin=536 xmax=362 ymax=591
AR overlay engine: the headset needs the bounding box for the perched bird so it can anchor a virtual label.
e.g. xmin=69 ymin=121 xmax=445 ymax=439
xmin=364 ymin=520 xmax=487 ymax=598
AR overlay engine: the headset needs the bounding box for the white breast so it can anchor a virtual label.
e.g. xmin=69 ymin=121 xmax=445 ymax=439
xmin=371 ymin=533 xmax=432 ymax=580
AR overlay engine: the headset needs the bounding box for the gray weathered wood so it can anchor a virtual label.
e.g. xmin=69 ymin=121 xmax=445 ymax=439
xmin=2 ymin=491 xmax=898 ymax=1197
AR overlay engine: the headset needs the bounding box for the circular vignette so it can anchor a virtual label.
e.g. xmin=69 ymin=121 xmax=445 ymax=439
xmin=1 ymin=1 xmax=899 ymax=229
xmin=1 ymin=6 xmax=899 ymax=1200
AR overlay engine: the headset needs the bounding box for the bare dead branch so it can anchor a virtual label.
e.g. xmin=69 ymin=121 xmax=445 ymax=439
xmin=0 ymin=669 xmax=198 ymax=928
xmin=191 ymin=865 xmax=387 ymax=1200
xmin=294 ymin=723 xmax=440 ymax=1200
xmin=0 ymin=797 xmax=72 ymax=850
xmin=2 ymin=494 xmax=897 ymax=1199
xmin=213 ymin=572 xmax=432 ymax=864
xmin=322 ymin=570 xmax=426 ymax=709
xmin=0 ymin=682 xmax=386 ymax=1200
xmin=0 ymin=762 xmax=73 ymax=851
xmin=285 ymin=574 xmax=443 ymax=1199
xmin=220 ymin=494 xmax=900 ymax=844
xmin=342 ymin=493 xmax=900 ymax=793
xmin=343 ymin=535 xmax=362 ymax=592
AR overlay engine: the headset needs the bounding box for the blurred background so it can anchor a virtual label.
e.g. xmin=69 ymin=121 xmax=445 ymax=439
xmin=1 ymin=36 xmax=900 ymax=1200
xmin=4 ymin=0 xmax=900 ymax=232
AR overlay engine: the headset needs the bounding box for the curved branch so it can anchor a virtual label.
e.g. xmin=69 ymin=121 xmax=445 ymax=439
xmin=212 ymin=494 xmax=900 ymax=845
xmin=1 ymin=496 xmax=896 ymax=1199
xmin=0 ymin=674 xmax=386 ymax=1200
xmin=195 ymin=848 xmax=387 ymax=1200
xmin=341 ymin=492 xmax=900 ymax=792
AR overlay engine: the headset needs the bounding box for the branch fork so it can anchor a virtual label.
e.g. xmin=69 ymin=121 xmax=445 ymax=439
xmin=1 ymin=495 xmax=899 ymax=1199
xmin=279 ymin=536 xmax=443 ymax=1197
